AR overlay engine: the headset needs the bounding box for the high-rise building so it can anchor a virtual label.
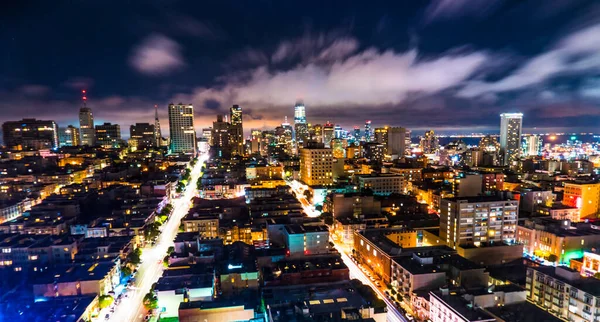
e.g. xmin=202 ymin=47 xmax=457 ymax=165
xmin=440 ymin=196 xmax=519 ymax=248
xmin=523 ymin=135 xmax=542 ymax=156
xmin=353 ymin=126 xmax=361 ymax=142
xmin=312 ymin=124 xmax=323 ymax=143
xmin=130 ymin=123 xmax=155 ymax=148
xmin=294 ymin=101 xmax=309 ymax=147
xmin=229 ymin=105 xmax=244 ymax=156
xmin=364 ymin=120 xmax=372 ymax=142
xmin=202 ymin=127 xmax=212 ymax=146
xmin=420 ymin=130 xmax=439 ymax=154
xmin=500 ymin=113 xmax=523 ymax=165
xmin=79 ymin=90 xmax=95 ymax=146
xmin=386 ymin=127 xmax=406 ymax=157
xmin=322 ymin=122 xmax=334 ymax=148
xmin=374 ymin=127 xmax=388 ymax=145
xmin=250 ymin=129 xmax=262 ymax=154
xmin=58 ymin=125 xmax=80 ymax=147
xmin=95 ymin=123 xmax=121 ymax=148
xmin=2 ymin=118 xmax=58 ymax=150
xmin=153 ymin=104 xmax=162 ymax=147
xmin=300 ymin=144 xmax=333 ymax=186
xmin=212 ymin=115 xmax=230 ymax=157
xmin=168 ymin=103 xmax=196 ymax=154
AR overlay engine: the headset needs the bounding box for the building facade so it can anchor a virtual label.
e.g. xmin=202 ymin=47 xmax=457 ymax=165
xmin=129 ymin=123 xmax=155 ymax=148
xmin=58 ymin=125 xmax=80 ymax=147
xmin=499 ymin=113 xmax=523 ymax=165
xmin=300 ymin=146 xmax=333 ymax=186
xmin=229 ymin=105 xmax=244 ymax=156
xmin=168 ymin=103 xmax=196 ymax=154
xmin=95 ymin=123 xmax=121 ymax=148
xmin=562 ymin=182 xmax=600 ymax=220
xmin=2 ymin=119 xmax=58 ymax=150
xmin=440 ymin=196 xmax=519 ymax=248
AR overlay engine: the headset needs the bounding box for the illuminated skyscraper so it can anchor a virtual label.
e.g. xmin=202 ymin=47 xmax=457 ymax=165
xmin=229 ymin=105 xmax=244 ymax=156
xmin=312 ymin=124 xmax=323 ymax=143
xmin=500 ymin=113 xmax=523 ymax=165
xmin=353 ymin=126 xmax=361 ymax=141
xmin=364 ymin=120 xmax=372 ymax=142
xmin=386 ymin=127 xmax=406 ymax=157
xmin=420 ymin=130 xmax=439 ymax=154
xmin=58 ymin=125 xmax=80 ymax=147
xmin=523 ymin=135 xmax=542 ymax=156
xmin=95 ymin=122 xmax=121 ymax=148
xmin=212 ymin=115 xmax=230 ymax=157
xmin=168 ymin=103 xmax=196 ymax=154
xmin=294 ymin=101 xmax=309 ymax=147
xmin=154 ymin=104 xmax=162 ymax=147
xmin=3 ymin=118 xmax=58 ymax=149
xmin=323 ymin=121 xmax=334 ymax=148
xmin=130 ymin=123 xmax=155 ymax=148
xmin=78 ymin=90 xmax=95 ymax=146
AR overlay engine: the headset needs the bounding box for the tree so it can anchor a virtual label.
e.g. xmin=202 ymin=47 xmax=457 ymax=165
xmin=547 ymin=254 xmax=558 ymax=263
xmin=144 ymin=222 xmax=160 ymax=241
xmin=127 ymin=248 xmax=142 ymax=265
xmin=594 ymin=272 xmax=600 ymax=280
xmin=121 ymin=266 xmax=132 ymax=278
xmin=143 ymin=292 xmax=159 ymax=310
xmin=98 ymin=295 xmax=114 ymax=309
xmin=303 ymin=189 xmax=313 ymax=202
xmin=167 ymin=246 xmax=175 ymax=255
xmin=163 ymin=255 xmax=170 ymax=268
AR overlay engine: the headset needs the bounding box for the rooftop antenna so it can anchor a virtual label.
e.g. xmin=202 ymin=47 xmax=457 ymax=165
xmin=155 ymin=104 xmax=159 ymax=119
xmin=82 ymin=90 xmax=87 ymax=107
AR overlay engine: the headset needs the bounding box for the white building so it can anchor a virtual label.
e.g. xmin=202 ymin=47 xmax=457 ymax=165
xmin=168 ymin=103 xmax=196 ymax=154
xmin=499 ymin=113 xmax=523 ymax=165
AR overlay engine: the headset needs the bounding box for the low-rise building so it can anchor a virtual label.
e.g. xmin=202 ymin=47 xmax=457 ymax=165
xmin=32 ymin=261 xmax=120 ymax=297
xmin=517 ymin=218 xmax=600 ymax=264
xmin=526 ymin=265 xmax=600 ymax=322
xmin=357 ymin=173 xmax=408 ymax=195
xmin=284 ymin=224 xmax=329 ymax=257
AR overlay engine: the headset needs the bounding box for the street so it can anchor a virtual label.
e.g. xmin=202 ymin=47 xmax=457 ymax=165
xmin=105 ymin=152 xmax=208 ymax=322
xmin=286 ymin=180 xmax=409 ymax=322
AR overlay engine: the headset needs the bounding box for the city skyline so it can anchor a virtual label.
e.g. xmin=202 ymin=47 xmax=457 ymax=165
xmin=2 ymin=1 xmax=600 ymax=137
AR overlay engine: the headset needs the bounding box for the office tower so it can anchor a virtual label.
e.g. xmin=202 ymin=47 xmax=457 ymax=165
xmin=323 ymin=122 xmax=334 ymax=148
xmin=353 ymin=126 xmax=361 ymax=142
xmin=332 ymin=124 xmax=342 ymax=139
xmin=79 ymin=90 xmax=95 ymax=146
xmin=58 ymin=125 xmax=80 ymax=147
xmin=300 ymin=144 xmax=333 ymax=186
xmin=404 ymin=129 xmax=412 ymax=154
xmin=129 ymin=123 xmax=155 ymax=148
xmin=523 ymin=135 xmax=542 ymax=156
xmin=153 ymin=104 xmax=162 ymax=147
xmin=420 ymin=130 xmax=439 ymax=154
xmin=212 ymin=115 xmax=230 ymax=157
xmin=312 ymin=124 xmax=323 ymax=143
xmin=2 ymin=118 xmax=58 ymax=150
xmin=363 ymin=142 xmax=385 ymax=163
xmin=229 ymin=104 xmax=244 ymax=156
xmin=364 ymin=120 xmax=372 ymax=142
xmin=374 ymin=127 xmax=388 ymax=144
xmin=95 ymin=123 xmax=121 ymax=148
xmin=331 ymin=139 xmax=346 ymax=159
xmin=479 ymin=134 xmax=501 ymax=166
xmin=386 ymin=127 xmax=406 ymax=157
xmin=168 ymin=103 xmax=196 ymax=154
xmin=250 ymin=129 xmax=262 ymax=154
xmin=440 ymin=196 xmax=519 ymax=248
xmin=500 ymin=113 xmax=523 ymax=165
xmin=202 ymin=127 xmax=213 ymax=146
xmin=294 ymin=101 xmax=309 ymax=147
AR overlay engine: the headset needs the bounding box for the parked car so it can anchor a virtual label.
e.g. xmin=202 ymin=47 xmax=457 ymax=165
xmin=405 ymin=313 xmax=414 ymax=321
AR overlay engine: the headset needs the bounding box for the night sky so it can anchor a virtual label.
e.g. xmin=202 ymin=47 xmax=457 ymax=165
xmin=1 ymin=0 xmax=600 ymax=138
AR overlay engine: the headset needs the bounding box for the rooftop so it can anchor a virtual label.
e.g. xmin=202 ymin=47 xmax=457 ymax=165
xmin=485 ymin=302 xmax=562 ymax=322
xmin=532 ymin=265 xmax=600 ymax=296
xmin=33 ymin=262 xmax=116 ymax=284
xmin=431 ymin=291 xmax=496 ymax=322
